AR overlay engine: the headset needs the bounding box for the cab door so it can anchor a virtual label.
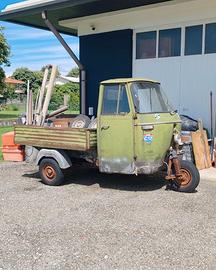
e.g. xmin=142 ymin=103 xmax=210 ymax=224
xmin=97 ymin=83 xmax=134 ymax=174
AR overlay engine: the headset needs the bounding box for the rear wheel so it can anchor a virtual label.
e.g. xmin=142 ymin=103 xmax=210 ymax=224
xmin=175 ymin=160 xmax=200 ymax=193
xmin=39 ymin=158 xmax=64 ymax=186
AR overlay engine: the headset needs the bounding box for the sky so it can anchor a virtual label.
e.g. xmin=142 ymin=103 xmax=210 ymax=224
xmin=0 ymin=0 xmax=79 ymax=76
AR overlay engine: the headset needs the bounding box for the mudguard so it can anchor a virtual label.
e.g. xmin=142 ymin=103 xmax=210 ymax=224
xmin=36 ymin=149 xmax=72 ymax=169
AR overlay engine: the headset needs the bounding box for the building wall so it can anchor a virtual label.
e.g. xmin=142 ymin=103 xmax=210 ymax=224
xmin=80 ymin=29 xmax=132 ymax=115
xmin=63 ymin=0 xmax=216 ymax=128
xmin=131 ymin=1 xmax=216 ymax=129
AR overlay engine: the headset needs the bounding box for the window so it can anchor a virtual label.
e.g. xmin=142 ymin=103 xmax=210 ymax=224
xmin=205 ymin=23 xmax=216 ymax=54
xmin=102 ymin=84 xmax=130 ymax=115
xmin=131 ymin=82 xmax=173 ymax=113
xmin=185 ymin=25 xmax=203 ymax=55
xmin=118 ymin=85 xmax=130 ymax=114
xmin=136 ymin=31 xmax=157 ymax=59
xmin=159 ymin=28 xmax=181 ymax=57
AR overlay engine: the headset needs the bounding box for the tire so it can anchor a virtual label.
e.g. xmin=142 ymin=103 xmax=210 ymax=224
xmin=39 ymin=158 xmax=65 ymax=186
xmin=88 ymin=118 xmax=97 ymax=129
xmin=71 ymin=114 xmax=91 ymax=128
xmin=175 ymin=160 xmax=200 ymax=193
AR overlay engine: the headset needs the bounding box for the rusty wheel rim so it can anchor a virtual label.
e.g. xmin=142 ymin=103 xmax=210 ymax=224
xmin=43 ymin=165 xmax=56 ymax=181
xmin=178 ymin=168 xmax=192 ymax=187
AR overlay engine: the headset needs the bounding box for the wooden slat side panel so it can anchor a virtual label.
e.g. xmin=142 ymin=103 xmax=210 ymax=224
xmin=89 ymin=131 xmax=97 ymax=147
xmin=14 ymin=125 xmax=96 ymax=151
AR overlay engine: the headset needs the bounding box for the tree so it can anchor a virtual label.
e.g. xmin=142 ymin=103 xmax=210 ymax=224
xmin=0 ymin=27 xmax=10 ymax=93
xmin=67 ymin=67 xmax=79 ymax=77
xmin=12 ymin=67 xmax=43 ymax=94
xmin=2 ymin=84 xmax=18 ymax=102
xmin=49 ymin=82 xmax=80 ymax=111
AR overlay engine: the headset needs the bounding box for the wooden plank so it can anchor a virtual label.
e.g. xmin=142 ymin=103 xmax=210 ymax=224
xmin=35 ymin=66 xmax=49 ymax=125
xmin=14 ymin=125 xmax=97 ymax=151
xmin=15 ymin=125 xmax=88 ymax=133
xmin=191 ymin=130 xmax=211 ymax=170
xmin=15 ymin=140 xmax=87 ymax=151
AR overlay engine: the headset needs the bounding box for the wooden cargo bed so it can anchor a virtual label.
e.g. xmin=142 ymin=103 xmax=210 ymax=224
xmin=15 ymin=125 xmax=97 ymax=151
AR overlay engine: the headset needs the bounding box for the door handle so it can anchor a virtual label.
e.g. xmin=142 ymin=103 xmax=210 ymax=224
xmin=101 ymin=125 xmax=110 ymax=130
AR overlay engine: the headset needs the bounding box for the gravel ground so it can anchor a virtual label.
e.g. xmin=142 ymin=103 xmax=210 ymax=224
xmin=0 ymin=162 xmax=216 ymax=270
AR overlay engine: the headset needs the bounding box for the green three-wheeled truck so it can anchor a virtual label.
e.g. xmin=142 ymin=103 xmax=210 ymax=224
xmin=15 ymin=78 xmax=200 ymax=192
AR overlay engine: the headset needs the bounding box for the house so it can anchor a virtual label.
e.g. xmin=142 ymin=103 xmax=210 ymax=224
xmin=55 ymin=76 xmax=79 ymax=86
xmin=1 ymin=0 xmax=216 ymax=129
xmin=5 ymin=77 xmax=25 ymax=94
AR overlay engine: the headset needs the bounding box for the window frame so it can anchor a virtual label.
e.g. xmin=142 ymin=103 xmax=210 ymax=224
xmin=101 ymin=84 xmax=130 ymax=116
xmin=205 ymin=22 xmax=216 ymax=54
xmin=158 ymin=28 xmax=182 ymax=58
xmin=136 ymin=31 xmax=157 ymax=59
xmin=184 ymin=24 xmax=203 ymax=56
xmin=130 ymin=81 xmax=172 ymax=114
xmin=134 ymin=20 xmax=216 ymax=60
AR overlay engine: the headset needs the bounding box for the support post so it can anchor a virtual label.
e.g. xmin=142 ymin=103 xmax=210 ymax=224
xmin=42 ymin=10 xmax=86 ymax=115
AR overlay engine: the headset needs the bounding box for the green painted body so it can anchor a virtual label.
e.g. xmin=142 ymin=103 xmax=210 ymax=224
xmin=97 ymin=78 xmax=181 ymax=174
xmin=14 ymin=78 xmax=181 ymax=175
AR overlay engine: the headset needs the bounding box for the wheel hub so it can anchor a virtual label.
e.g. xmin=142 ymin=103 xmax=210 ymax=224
xmin=178 ymin=168 xmax=192 ymax=186
xmin=43 ymin=165 xmax=56 ymax=180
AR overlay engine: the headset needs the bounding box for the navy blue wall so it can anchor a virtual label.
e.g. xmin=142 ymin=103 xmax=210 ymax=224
xmin=80 ymin=29 xmax=133 ymax=115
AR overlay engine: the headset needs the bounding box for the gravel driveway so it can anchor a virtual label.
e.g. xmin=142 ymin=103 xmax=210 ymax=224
xmin=0 ymin=162 xmax=216 ymax=270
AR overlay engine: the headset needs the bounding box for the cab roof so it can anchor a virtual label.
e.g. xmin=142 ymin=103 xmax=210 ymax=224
xmin=101 ymin=78 xmax=160 ymax=84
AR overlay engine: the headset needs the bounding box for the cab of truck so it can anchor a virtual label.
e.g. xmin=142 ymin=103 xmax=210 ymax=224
xmin=97 ymin=78 xmax=181 ymax=175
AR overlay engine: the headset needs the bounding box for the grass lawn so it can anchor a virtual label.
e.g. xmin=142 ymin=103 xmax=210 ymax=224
xmin=0 ymin=111 xmax=21 ymax=121
xmin=0 ymin=126 xmax=14 ymax=161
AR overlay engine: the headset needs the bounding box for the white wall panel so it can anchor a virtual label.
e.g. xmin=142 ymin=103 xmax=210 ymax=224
xmin=133 ymin=58 xmax=181 ymax=110
xmin=133 ymin=54 xmax=216 ymax=129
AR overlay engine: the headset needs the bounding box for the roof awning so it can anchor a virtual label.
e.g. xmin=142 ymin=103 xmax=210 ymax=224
xmin=0 ymin=0 xmax=172 ymax=36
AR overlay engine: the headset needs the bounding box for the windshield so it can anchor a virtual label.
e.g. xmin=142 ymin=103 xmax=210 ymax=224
xmin=131 ymin=82 xmax=174 ymax=113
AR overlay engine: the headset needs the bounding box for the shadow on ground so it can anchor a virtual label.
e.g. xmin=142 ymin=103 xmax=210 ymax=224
xmin=23 ymin=165 xmax=166 ymax=192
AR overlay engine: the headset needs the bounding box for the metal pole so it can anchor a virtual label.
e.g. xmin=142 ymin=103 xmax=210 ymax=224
xmin=81 ymin=70 xmax=86 ymax=115
xmin=26 ymin=80 xmax=30 ymax=125
xmin=210 ymin=91 xmax=214 ymax=160
xmin=42 ymin=10 xmax=86 ymax=114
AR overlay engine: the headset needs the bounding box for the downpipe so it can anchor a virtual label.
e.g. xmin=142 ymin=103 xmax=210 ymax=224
xmin=41 ymin=10 xmax=86 ymax=115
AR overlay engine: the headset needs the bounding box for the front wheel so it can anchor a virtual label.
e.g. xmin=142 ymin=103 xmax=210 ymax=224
xmin=39 ymin=158 xmax=65 ymax=186
xmin=175 ymin=160 xmax=200 ymax=193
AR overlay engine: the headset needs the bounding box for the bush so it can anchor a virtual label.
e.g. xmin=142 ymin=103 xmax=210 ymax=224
xmin=3 ymin=104 xmax=19 ymax=111
xmin=49 ymin=82 xmax=80 ymax=111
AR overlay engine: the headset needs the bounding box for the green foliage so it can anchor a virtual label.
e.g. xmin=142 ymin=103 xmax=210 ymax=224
xmin=0 ymin=67 xmax=6 ymax=92
xmin=1 ymin=84 xmax=18 ymax=101
xmin=0 ymin=110 xmax=21 ymax=118
xmin=67 ymin=67 xmax=79 ymax=77
xmin=49 ymin=82 xmax=80 ymax=111
xmin=12 ymin=67 xmax=43 ymax=94
xmin=6 ymin=104 xmax=19 ymax=111
xmin=0 ymin=27 xmax=10 ymax=93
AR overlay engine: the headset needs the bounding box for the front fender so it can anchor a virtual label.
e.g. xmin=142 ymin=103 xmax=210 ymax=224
xmin=36 ymin=149 xmax=72 ymax=169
